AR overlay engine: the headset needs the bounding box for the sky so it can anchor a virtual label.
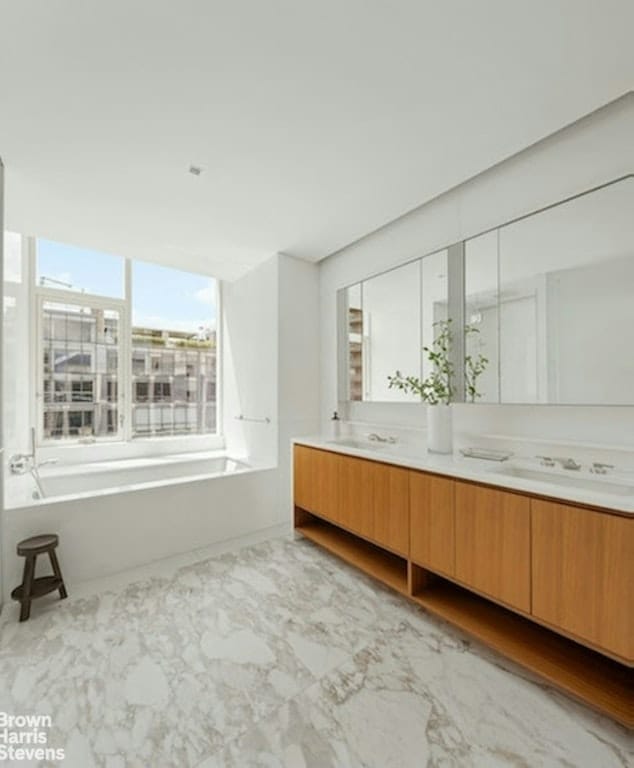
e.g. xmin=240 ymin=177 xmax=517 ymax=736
xmin=37 ymin=239 xmax=217 ymax=333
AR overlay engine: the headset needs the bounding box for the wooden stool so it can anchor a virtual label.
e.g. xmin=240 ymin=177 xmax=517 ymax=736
xmin=11 ymin=534 xmax=67 ymax=621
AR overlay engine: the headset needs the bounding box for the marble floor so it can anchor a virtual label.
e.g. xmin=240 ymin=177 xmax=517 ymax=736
xmin=0 ymin=534 xmax=631 ymax=767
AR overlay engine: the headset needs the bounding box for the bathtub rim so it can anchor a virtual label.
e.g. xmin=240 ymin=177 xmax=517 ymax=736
xmin=4 ymin=450 xmax=272 ymax=509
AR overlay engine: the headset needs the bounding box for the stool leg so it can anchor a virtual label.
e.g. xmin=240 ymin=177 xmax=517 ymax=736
xmin=19 ymin=555 xmax=36 ymax=622
xmin=48 ymin=549 xmax=67 ymax=600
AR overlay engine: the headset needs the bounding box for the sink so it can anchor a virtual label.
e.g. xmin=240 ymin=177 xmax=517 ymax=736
xmin=492 ymin=465 xmax=634 ymax=497
xmin=326 ymin=438 xmax=386 ymax=452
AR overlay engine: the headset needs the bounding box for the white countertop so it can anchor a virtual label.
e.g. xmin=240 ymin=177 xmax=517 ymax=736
xmin=293 ymin=436 xmax=634 ymax=516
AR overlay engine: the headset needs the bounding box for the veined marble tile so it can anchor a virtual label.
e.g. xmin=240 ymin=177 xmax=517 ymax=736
xmin=212 ymin=619 xmax=633 ymax=768
xmin=0 ymin=536 xmax=630 ymax=768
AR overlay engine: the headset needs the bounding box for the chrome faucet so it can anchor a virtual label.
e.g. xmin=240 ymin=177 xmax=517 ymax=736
xmin=536 ymin=455 xmax=581 ymax=470
xmin=590 ymin=462 xmax=614 ymax=475
xmin=368 ymin=433 xmax=398 ymax=444
xmin=553 ymin=457 xmax=582 ymax=471
xmin=8 ymin=428 xmax=58 ymax=498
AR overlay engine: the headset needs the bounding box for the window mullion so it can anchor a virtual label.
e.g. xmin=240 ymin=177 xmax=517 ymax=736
xmin=122 ymin=258 xmax=132 ymax=442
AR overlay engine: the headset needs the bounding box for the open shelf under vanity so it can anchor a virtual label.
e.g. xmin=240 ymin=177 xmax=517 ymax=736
xmin=295 ymin=514 xmax=409 ymax=596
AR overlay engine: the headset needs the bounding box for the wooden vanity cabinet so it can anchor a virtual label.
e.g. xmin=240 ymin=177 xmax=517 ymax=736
xmin=293 ymin=444 xmax=633 ymax=726
xmin=409 ymin=471 xmax=455 ymax=576
xmin=532 ymin=500 xmax=633 ymax=662
xmin=454 ymin=482 xmax=531 ymax=613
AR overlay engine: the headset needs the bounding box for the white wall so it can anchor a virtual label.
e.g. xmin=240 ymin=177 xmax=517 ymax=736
xmin=320 ymin=93 xmax=634 ymax=448
xmin=222 ymin=255 xmax=279 ymax=464
xmin=277 ymin=254 xmax=321 ymax=511
xmin=222 ymin=251 xmax=321 ymax=507
xmin=0 ymin=158 xmax=4 ymax=606
xmin=3 ymin=232 xmax=31 ymax=457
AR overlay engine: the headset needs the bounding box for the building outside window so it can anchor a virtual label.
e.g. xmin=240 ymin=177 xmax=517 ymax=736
xmin=35 ymin=238 xmax=219 ymax=443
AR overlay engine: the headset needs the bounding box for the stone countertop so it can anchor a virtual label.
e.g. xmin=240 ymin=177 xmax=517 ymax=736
xmin=293 ymin=435 xmax=634 ymax=516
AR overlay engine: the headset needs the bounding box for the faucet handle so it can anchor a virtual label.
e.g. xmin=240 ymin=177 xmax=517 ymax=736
xmin=536 ymin=455 xmax=555 ymax=467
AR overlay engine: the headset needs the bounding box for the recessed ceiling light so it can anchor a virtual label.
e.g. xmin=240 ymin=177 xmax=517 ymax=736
xmin=188 ymin=164 xmax=204 ymax=176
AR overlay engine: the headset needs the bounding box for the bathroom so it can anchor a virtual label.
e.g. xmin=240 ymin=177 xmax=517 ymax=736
xmin=0 ymin=3 xmax=632 ymax=766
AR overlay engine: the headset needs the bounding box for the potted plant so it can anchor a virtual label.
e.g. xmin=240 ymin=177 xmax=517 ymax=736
xmin=388 ymin=320 xmax=488 ymax=454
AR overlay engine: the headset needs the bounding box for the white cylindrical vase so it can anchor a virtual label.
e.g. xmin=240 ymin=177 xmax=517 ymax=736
xmin=427 ymin=404 xmax=453 ymax=454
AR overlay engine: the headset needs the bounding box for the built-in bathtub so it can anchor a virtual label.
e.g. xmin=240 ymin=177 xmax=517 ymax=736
xmin=6 ymin=452 xmax=251 ymax=506
xmin=2 ymin=451 xmax=285 ymax=600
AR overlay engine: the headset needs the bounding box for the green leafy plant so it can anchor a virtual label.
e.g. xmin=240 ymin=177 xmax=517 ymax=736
xmin=387 ymin=319 xmax=489 ymax=404
xmin=388 ymin=319 xmax=455 ymax=404
xmin=464 ymin=324 xmax=489 ymax=403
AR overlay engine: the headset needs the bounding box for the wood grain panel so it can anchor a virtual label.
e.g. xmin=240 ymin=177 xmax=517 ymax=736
xmin=455 ymin=482 xmax=530 ymax=612
xmin=337 ymin=454 xmax=374 ymax=536
xmin=409 ymin=471 xmax=455 ymax=576
xmin=313 ymin=448 xmax=340 ymax=524
xmin=532 ymin=500 xmax=633 ymax=662
xmin=293 ymin=445 xmax=340 ymax=524
xmin=293 ymin=444 xmax=314 ymax=511
xmin=372 ymin=464 xmax=409 ymax=556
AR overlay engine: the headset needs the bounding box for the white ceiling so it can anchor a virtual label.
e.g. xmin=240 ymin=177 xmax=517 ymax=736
xmin=1 ymin=1 xmax=633 ymax=280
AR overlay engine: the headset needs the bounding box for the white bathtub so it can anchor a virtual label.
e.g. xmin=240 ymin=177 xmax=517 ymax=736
xmin=6 ymin=452 xmax=251 ymax=507
xmin=2 ymin=451 xmax=284 ymax=597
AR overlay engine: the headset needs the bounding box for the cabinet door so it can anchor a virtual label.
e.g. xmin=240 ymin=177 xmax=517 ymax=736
xmin=372 ymin=464 xmax=409 ymax=556
xmin=532 ymin=500 xmax=633 ymax=662
xmin=338 ymin=456 xmax=409 ymax=555
xmin=338 ymin=454 xmax=374 ymax=537
xmin=293 ymin=446 xmax=340 ymax=523
xmin=410 ymin=472 xmax=455 ymax=576
xmin=455 ymin=483 xmax=530 ymax=612
xmin=293 ymin=444 xmax=314 ymax=511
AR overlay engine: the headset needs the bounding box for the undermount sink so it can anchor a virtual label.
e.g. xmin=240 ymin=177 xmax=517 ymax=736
xmin=326 ymin=438 xmax=386 ymax=452
xmin=492 ymin=465 xmax=634 ymax=497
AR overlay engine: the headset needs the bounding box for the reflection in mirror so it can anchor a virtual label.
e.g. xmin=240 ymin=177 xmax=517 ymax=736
xmin=359 ymin=260 xmax=421 ymax=401
xmin=346 ymin=283 xmax=362 ymax=400
xmin=464 ymin=231 xmax=498 ymax=403
xmin=342 ymin=250 xmax=450 ymax=403
xmin=421 ymin=249 xmax=449 ymax=382
xmin=499 ymin=177 xmax=633 ymax=404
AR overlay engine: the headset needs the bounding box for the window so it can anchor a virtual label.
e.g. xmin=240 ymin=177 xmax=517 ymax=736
xmin=37 ymin=239 xmax=124 ymax=297
xmin=131 ymin=261 xmax=218 ymax=439
xmin=39 ymin=300 xmax=122 ymax=441
xmin=34 ymin=239 xmax=219 ymax=444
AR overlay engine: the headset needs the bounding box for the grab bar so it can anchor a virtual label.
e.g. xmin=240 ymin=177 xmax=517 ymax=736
xmin=234 ymin=414 xmax=271 ymax=424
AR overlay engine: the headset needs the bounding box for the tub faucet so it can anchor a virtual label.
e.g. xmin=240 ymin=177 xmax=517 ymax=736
xmin=8 ymin=428 xmax=58 ymax=474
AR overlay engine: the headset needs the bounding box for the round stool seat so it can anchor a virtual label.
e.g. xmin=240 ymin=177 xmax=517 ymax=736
xmin=17 ymin=534 xmax=59 ymax=556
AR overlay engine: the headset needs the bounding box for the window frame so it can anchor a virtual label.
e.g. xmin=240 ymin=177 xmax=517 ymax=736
xmin=29 ymin=240 xmax=223 ymax=452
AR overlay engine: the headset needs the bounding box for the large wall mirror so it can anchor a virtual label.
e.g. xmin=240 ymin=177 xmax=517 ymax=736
xmin=338 ymin=175 xmax=633 ymax=406
xmin=343 ymin=249 xmax=448 ymax=402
